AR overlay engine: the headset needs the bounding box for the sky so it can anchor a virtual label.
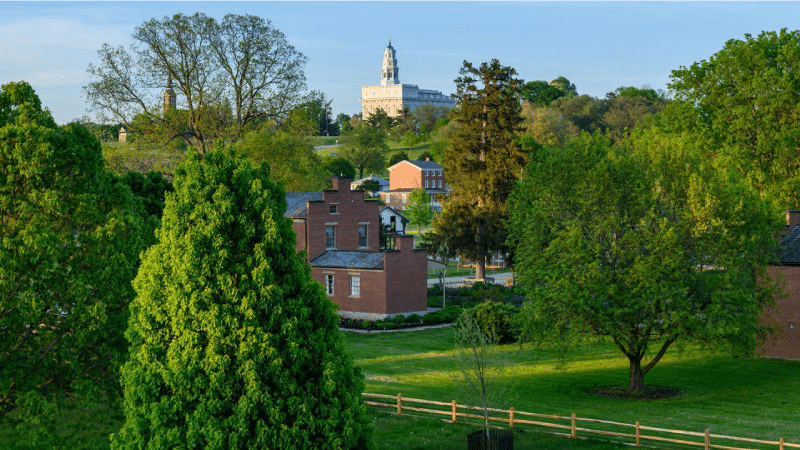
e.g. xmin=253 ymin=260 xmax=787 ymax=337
xmin=2 ymin=1 xmax=799 ymax=125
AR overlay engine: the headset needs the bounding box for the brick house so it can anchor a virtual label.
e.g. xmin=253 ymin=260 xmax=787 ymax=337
xmin=285 ymin=177 xmax=428 ymax=319
xmin=761 ymin=211 xmax=800 ymax=359
xmin=380 ymin=158 xmax=448 ymax=211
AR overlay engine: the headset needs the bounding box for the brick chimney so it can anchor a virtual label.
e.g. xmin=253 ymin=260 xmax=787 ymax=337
xmin=394 ymin=235 xmax=414 ymax=251
xmin=331 ymin=176 xmax=351 ymax=192
xmin=787 ymin=211 xmax=800 ymax=228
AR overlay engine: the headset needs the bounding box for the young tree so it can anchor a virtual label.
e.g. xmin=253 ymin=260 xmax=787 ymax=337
xmin=0 ymin=82 xmax=150 ymax=425
xmin=669 ymin=28 xmax=800 ymax=209
xmin=405 ymin=188 xmax=434 ymax=234
xmin=85 ymin=12 xmax=307 ymax=154
xmin=323 ymin=155 xmax=356 ymax=181
xmin=508 ymin=132 xmax=781 ymax=394
xmin=433 ymin=59 xmax=527 ymax=280
xmin=111 ymin=147 xmax=370 ymax=449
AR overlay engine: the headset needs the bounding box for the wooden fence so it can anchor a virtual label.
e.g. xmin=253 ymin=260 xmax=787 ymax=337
xmin=363 ymin=392 xmax=800 ymax=450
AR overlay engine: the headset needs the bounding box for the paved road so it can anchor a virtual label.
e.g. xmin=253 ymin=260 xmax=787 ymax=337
xmin=427 ymin=272 xmax=513 ymax=287
xmin=313 ymin=144 xmax=342 ymax=151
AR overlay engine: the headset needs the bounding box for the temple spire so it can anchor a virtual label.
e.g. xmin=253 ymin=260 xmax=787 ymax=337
xmin=381 ymin=37 xmax=399 ymax=87
xmin=163 ymin=75 xmax=176 ymax=115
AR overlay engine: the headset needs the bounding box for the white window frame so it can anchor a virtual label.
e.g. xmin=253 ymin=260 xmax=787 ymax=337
xmin=325 ymin=273 xmax=334 ymax=296
xmin=350 ymin=275 xmax=361 ymax=298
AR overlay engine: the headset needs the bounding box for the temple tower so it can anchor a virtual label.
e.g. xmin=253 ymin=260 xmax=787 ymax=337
xmin=163 ymin=76 xmax=176 ymax=115
xmin=380 ymin=36 xmax=400 ymax=87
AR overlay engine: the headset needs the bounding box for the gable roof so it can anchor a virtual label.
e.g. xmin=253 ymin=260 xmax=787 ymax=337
xmin=387 ymin=159 xmax=443 ymax=172
xmin=284 ymin=192 xmax=322 ymax=218
xmin=309 ymin=250 xmax=384 ymax=270
xmin=380 ymin=206 xmax=409 ymax=223
xmin=780 ymin=224 xmax=800 ymax=265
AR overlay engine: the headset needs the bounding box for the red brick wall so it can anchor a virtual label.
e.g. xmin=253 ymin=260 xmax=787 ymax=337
xmin=312 ymin=268 xmax=389 ymax=314
xmin=760 ymin=265 xmax=800 ymax=359
xmin=291 ymin=219 xmax=307 ymax=255
xmin=305 ymin=179 xmax=381 ymax=261
xmin=383 ymin=235 xmax=428 ymax=314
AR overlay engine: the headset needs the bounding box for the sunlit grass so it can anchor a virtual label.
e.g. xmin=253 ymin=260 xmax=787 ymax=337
xmin=345 ymin=327 xmax=800 ymax=447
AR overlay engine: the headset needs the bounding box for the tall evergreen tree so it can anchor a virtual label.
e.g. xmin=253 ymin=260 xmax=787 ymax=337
xmin=111 ymin=148 xmax=370 ymax=449
xmin=433 ymin=60 xmax=526 ymax=280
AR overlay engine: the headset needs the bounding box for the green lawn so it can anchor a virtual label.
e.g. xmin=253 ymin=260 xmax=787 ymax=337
xmin=345 ymin=327 xmax=800 ymax=448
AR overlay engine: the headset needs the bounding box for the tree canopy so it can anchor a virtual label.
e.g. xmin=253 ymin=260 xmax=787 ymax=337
xmin=0 ymin=82 xmax=151 ymax=424
xmin=341 ymin=125 xmax=388 ymax=179
xmin=406 ymin=188 xmax=434 ymax=233
xmin=85 ymin=12 xmax=307 ymax=154
xmin=508 ymin=132 xmax=781 ymax=394
xmin=432 ymin=59 xmax=527 ymax=280
xmin=111 ymin=147 xmax=370 ymax=448
xmin=669 ymin=28 xmax=800 ymax=209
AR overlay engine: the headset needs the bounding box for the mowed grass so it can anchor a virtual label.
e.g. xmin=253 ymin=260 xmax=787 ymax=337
xmin=345 ymin=327 xmax=800 ymax=448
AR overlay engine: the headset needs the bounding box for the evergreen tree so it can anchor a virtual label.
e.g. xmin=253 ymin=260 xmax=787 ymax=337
xmin=111 ymin=148 xmax=370 ymax=449
xmin=433 ymin=60 xmax=526 ymax=280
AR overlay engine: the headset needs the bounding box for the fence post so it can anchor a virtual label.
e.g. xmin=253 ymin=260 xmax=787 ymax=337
xmin=397 ymin=393 xmax=402 ymax=416
xmin=452 ymin=400 xmax=457 ymax=423
xmin=780 ymin=437 xmax=785 ymax=450
xmin=571 ymin=413 xmax=577 ymax=439
xmin=509 ymin=407 xmax=514 ymax=428
xmin=635 ymin=421 xmax=640 ymax=447
xmin=704 ymin=429 xmax=710 ymax=450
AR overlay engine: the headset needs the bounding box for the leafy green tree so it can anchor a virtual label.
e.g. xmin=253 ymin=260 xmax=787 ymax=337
xmin=341 ymin=125 xmax=388 ymax=179
xmin=237 ymin=128 xmax=329 ymax=192
xmin=0 ymin=82 xmax=150 ymax=427
xmin=434 ymin=59 xmax=527 ymax=280
xmin=508 ymin=132 xmax=781 ymax=394
xmin=111 ymin=147 xmax=370 ymax=449
xmin=550 ymin=94 xmax=607 ymax=134
xmin=669 ymin=28 xmax=800 ymax=209
xmin=520 ymin=102 xmax=579 ymax=147
xmin=406 ymin=188 xmax=434 ymax=233
xmin=412 ymin=104 xmax=451 ymax=134
xmin=120 ymin=170 xmax=174 ymax=219
xmin=602 ymin=86 xmax=668 ymax=143
xmin=86 ymin=12 xmax=307 ymax=154
xmin=336 ymin=113 xmax=353 ymax=134
xmin=323 ymin=155 xmax=356 ymax=181
xmin=364 ymin=107 xmax=394 ymax=132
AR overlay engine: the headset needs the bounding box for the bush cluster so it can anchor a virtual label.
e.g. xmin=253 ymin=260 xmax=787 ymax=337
xmin=339 ymin=306 xmax=463 ymax=331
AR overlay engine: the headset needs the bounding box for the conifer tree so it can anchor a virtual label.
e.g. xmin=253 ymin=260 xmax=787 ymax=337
xmin=434 ymin=60 xmax=527 ymax=280
xmin=111 ymin=148 xmax=370 ymax=449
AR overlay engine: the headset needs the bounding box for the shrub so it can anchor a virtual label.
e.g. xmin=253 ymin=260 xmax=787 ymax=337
xmin=405 ymin=314 xmax=422 ymax=325
xmin=471 ymin=301 xmax=519 ymax=344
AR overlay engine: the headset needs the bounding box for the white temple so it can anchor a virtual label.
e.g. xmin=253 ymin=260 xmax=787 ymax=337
xmin=361 ymin=37 xmax=456 ymax=119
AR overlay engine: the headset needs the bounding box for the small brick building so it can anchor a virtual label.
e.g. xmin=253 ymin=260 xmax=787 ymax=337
xmin=760 ymin=211 xmax=800 ymax=359
xmin=285 ymin=177 xmax=428 ymax=319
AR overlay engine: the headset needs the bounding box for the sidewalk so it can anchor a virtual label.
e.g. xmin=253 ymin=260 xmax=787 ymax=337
xmin=427 ymin=272 xmax=513 ymax=287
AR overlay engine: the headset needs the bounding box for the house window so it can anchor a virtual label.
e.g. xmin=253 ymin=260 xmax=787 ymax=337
xmin=325 ymin=274 xmax=334 ymax=296
xmin=402 ymin=194 xmax=407 ymax=203
xmin=359 ymin=224 xmax=369 ymax=248
xmin=330 ymin=203 xmax=338 ymax=214
xmin=386 ymin=193 xmax=392 ymax=203
xmin=326 ymin=225 xmax=336 ymax=249
xmin=350 ymin=275 xmax=360 ymax=297
xmin=438 ymin=179 xmax=442 ymax=189
xmin=424 ymin=180 xmax=429 ymax=188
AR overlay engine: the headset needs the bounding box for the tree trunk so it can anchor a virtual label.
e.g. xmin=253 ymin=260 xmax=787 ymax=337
xmin=627 ymin=355 xmax=645 ymax=394
xmin=475 ymin=222 xmax=486 ymax=281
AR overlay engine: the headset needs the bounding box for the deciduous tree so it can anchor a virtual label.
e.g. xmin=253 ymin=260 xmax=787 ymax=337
xmin=341 ymin=125 xmax=388 ymax=179
xmin=85 ymin=12 xmax=307 ymax=154
xmin=111 ymin=147 xmax=370 ymax=449
xmin=508 ymin=132 xmax=781 ymax=394
xmin=406 ymin=188 xmax=434 ymax=234
xmin=669 ymin=28 xmax=800 ymax=209
xmin=0 ymin=82 xmax=150 ymax=425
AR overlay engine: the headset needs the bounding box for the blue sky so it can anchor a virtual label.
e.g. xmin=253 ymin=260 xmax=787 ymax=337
xmin=2 ymin=1 xmax=799 ymax=125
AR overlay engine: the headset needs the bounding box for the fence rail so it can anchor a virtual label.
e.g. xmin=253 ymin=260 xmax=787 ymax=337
xmin=363 ymin=392 xmax=800 ymax=450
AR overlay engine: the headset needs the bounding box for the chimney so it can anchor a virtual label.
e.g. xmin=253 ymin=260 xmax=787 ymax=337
xmin=787 ymin=211 xmax=800 ymax=228
xmin=425 ymin=157 xmax=430 ymax=161
xmin=394 ymin=235 xmax=414 ymax=251
xmin=331 ymin=176 xmax=351 ymax=192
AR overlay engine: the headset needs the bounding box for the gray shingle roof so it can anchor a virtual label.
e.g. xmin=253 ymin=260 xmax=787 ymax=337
xmin=780 ymin=225 xmax=800 ymax=265
xmin=284 ymin=192 xmax=322 ymax=218
xmin=387 ymin=159 xmax=444 ymax=171
xmin=310 ymin=251 xmax=384 ymax=270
